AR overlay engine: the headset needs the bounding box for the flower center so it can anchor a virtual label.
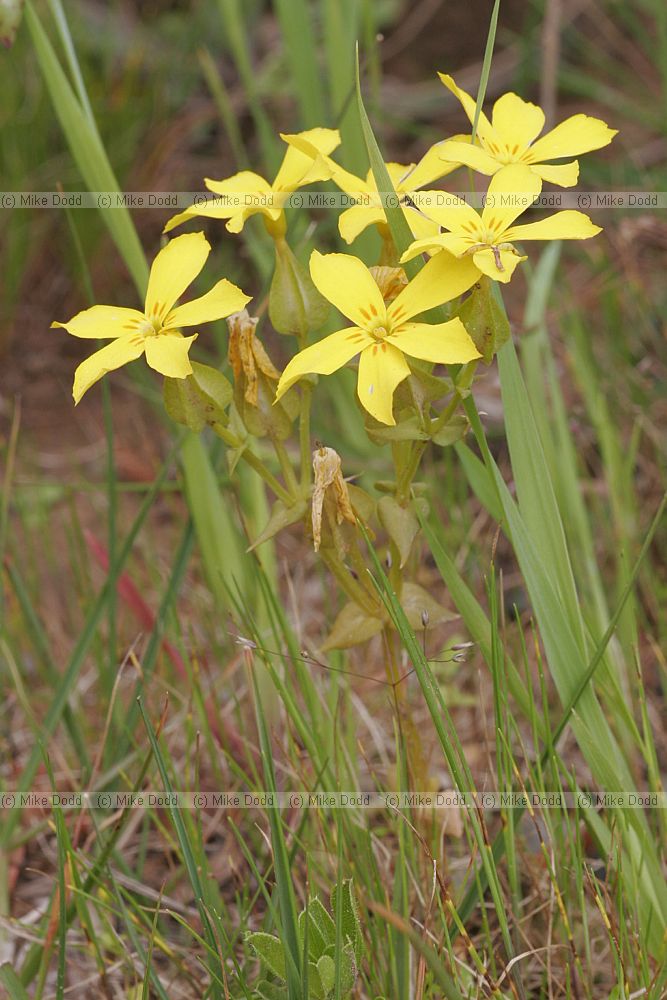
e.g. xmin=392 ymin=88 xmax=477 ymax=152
xmin=370 ymin=323 xmax=388 ymax=340
xmin=138 ymin=316 xmax=162 ymax=337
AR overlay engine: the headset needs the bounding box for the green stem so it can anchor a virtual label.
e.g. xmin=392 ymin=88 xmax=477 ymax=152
xmin=431 ymin=360 xmax=480 ymax=436
xmin=272 ymin=435 xmax=300 ymax=496
xmin=211 ymin=423 xmax=292 ymax=505
xmin=320 ymin=549 xmax=380 ymax=616
xmin=298 ymin=382 xmax=313 ymax=488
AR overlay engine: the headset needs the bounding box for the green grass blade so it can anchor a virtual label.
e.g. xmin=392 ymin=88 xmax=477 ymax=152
xmin=0 ymin=964 xmax=30 ymax=999
xmin=180 ymin=434 xmax=250 ymax=608
xmin=138 ymin=699 xmax=224 ymax=998
xmin=0 ymin=436 xmax=184 ymax=850
xmin=249 ymin=673 xmax=302 ymax=998
xmin=463 ymin=392 xmax=667 ymax=951
xmin=273 ymin=0 xmax=326 ymax=127
xmin=25 ymin=1 xmax=148 ymax=295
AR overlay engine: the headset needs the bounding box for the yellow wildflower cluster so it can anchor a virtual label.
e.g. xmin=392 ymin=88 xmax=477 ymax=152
xmin=55 ymin=72 xmax=615 ymax=425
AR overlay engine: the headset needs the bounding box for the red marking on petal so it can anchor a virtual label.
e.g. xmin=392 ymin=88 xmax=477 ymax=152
xmin=360 ymin=308 xmax=370 ymax=320
xmin=369 ymin=303 xmax=378 ymax=316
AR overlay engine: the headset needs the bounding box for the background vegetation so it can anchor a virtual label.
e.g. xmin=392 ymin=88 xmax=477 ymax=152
xmin=0 ymin=0 xmax=665 ymax=996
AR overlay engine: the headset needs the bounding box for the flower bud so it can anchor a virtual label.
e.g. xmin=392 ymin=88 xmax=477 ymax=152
xmin=269 ymin=238 xmax=329 ymax=336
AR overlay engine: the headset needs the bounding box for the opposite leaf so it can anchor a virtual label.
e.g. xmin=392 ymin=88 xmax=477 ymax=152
xmin=378 ymin=496 xmax=421 ymax=569
xmin=320 ymin=602 xmax=383 ymax=652
xmin=249 ymin=498 xmax=308 ymax=550
xmin=457 ymin=276 xmax=510 ymax=364
xmin=163 ymin=361 xmax=232 ymax=432
xmin=400 ymin=582 xmax=459 ymax=630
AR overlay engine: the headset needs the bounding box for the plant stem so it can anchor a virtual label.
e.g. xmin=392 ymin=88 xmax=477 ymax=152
xmin=211 ymin=423 xmax=292 ymax=505
xmin=272 ymin=435 xmax=300 ymax=496
xmin=320 ymin=549 xmax=380 ymax=616
xmin=299 ymin=382 xmax=313 ymax=488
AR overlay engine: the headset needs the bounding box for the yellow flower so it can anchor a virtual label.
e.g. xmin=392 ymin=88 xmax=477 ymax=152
xmin=275 ymin=250 xmax=481 ymax=425
xmin=401 ymin=165 xmax=601 ymax=283
xmin=437 ymin=73 xmax=617 ymax=187
xmin=282 ymin=131 xmax=463 ymax=243
xmin=53 ymin=232 xmax=250 ymax=403
xmin=164 ymin=128 xmax=340 ymax=236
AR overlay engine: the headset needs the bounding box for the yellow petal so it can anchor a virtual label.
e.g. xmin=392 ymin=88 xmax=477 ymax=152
xmin=402 ymin=204 xmax=443 ymax=241
xmin=436 ymin=139 xmax=500 ymax=175
xmin=527 ymin=114 xmax=617 ymax=162
xmin=52 ymin=304 xmax=145 ymax=339
xmin=438 ymin=73 xmax=497 ymax=146
xmin=309 ymin=250 xmax=387 ymax=328
xmin=166 ymin=279 xmax=251 ymax=329
xmin=275 ymin=327 xmax=372 ymax=399
xmin=338 ymin=204 xmax=384 ymax=243
xmin=163 ymin=172 xmax=272 ymax=233
xmin=418 ymin=191 xmax=482 ymax=236
xmin=402 ymin=142 xmax=461 ymax=190
xmin=388 ymin=252 xmax=480 ymax=322
xmin=400 ymin=232 xmax=475 ymax=263
xmin=206 ymin=170 xmax=272 ymax=196
xmin=273 ymin=127 xmax=341 ymax=190
xmin=482 ymin=165 xmax=542 ymax=234
xmin=491 ymin=92 xmax=545 ymax=150
xmin=472 ymin=247 xmax=525 ymax=283
xmin=144 ymin=333 xmax=198 ymax=377
xmin=504 ymin=210 xmax=602 ymax=243
xmin=145 ymin=232 xmax=210 ymax=319
xmin=356 ymin=342 xmax=410 ymax=425
xmin=72 ymin=335 xmax=145 ymax=403
xmin=530 ymin=160 xmax=579 ymax=187
xmin=388 ymin=318 xmax=481 ymax=364
xmin=280 ymin=132 xmax=363 ymax=195
xmin=226 ymin=204 xmax=282 ymax=233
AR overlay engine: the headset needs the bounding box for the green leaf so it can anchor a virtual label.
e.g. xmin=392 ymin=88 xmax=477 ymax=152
xmin=347 ymin=484 xmax=376 ymax=523
xmin=298 ymin=907 xmax=325 ymax=963
xmin=315 ymin=955 xmax=335 ymax=997
xmin=405 ymin=368 xmax=454 ymax=406
xmin=330 ymin=880 xmax=362 ymax=964
xmin=248 ymin=933 xmax=287 ymax=982
xmin=306 ymin=961 xmax=325 ymax=999
xmin=366 ymin=415 xmax=429 ymax=443
xmin=0 ymin=0 xmax=24 ymax=47
xmin=320 ymin=602 xmax=383 ymax=651
xmin=456 ymin=277 xmax=510 ymax=364
xmin=400 ymin=582 xmax=458 ymax=631
xmin=307 ymin=898 xmax=336 ymax=953
xmin=430 ymin=414 xmax=469 ymax=447
xmin=249 ymin=499 xmax=308 ymax=550
xmin=163 ymin=362 xmax=232 ymax=432
xmin=254 ymin=980 xmax=289 ymax=1000
xmin=378 ymin=496 xmax=424 ymax=568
